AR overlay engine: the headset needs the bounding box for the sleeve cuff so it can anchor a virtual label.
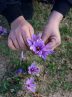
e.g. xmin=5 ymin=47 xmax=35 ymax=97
xmin=52 ymin=0 xmax=71 ymax=16
xmin=2 ymin=4 xmax=23 ymax=24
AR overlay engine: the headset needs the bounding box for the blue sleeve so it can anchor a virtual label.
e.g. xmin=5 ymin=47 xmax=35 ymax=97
xmin=52 ymin=0 xmax=72 ymax=16
xmin=0 ymin=0 xmax=22 ymax=24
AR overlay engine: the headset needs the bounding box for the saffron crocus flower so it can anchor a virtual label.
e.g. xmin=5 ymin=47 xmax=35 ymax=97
xmin=16 ymin=68 xmax=24 ymax=76
xmin=28 ymin=62 xmax=40 ymax=75
xmin=30 ymin=39 xmax=45 ymax=54
xmin=0 ymin=26 xmax=3 ymax=35
xmin=39 ymin=47 xmax=54 ymax=60
xmin=27 ymin=34 xmax=44 ymax=55
xmin=25 ymin=77 xmax=36 ymax=93
xmin=27 ymin=34 xmax=41 ymax=46
xmin=27 ymin=34 xmax=54 ymax=60
xmin=0 ymin=26 xmax=7 ymax=35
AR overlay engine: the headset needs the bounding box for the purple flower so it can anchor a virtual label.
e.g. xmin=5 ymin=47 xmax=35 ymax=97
xmin=0 ymin=26 xmax=3 ymax=34
xmin=27 ymin=34 xmax=41 ymax=46
xmin=25 ymin=77 xmax=36 ymax=93
xmin=39 ymin=47 xmax=54 ymax=60
xmin=16 ymin=68 xmax=24 ymax=75
xmin=28 ymin=62 xmax=40 ymax=75
xmin=0 ymin=26 xmax=7 ymax=35
xmin=30 ymin=39 xmax=45 ymax=55
xmin=27 ymin=34 xmax=54 ymax=60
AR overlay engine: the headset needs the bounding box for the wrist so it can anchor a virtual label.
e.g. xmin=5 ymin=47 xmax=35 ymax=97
xmin=11 ymin=16 xmax=26 ymax=29
xmin=48 ymin=11 xmax=63 ymax=26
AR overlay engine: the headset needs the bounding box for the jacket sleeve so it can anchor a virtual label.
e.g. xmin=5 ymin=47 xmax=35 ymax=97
xmin=52 ymin=0 xmax=72 ymax=16
xmin=68 ymin=0 xmax=72 ymax=4
xmin=0 ymin=0 xmax=23 ymax=24
xmin=0 ymin=0 xmax=6 ymax=14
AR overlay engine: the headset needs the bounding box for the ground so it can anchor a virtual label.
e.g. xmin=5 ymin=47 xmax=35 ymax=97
xmin=0 ymin=1 xmax=72 ymax=97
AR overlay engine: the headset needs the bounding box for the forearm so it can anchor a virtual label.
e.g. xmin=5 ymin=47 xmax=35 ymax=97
xmin=48 ymin=11 xmax=63 ymax=27
xmin=48 ymin=0 xmax=72 ymax=27
xmin=11 ymin=16 xmax=26 ymax=29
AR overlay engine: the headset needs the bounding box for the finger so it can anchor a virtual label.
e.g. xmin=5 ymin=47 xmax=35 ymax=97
xmin=41 ymin=30 xmax=50 ymax=44
xmin=15 ymin=30 xmax=28 ymax=50
xmin=21 ymin=27 xmax=31 ymax=46
xmin=29 ymin=25 xmax=34 ymax=37
xmin=8 ymin=32 xmax=20 ymax=49
xmin=8 ymin=38 xmax=16 ymax=50
xmin=45 ymin=37 xmax=61 ymax=50
xmin=45 ymin=42 xmax=56 ymax=50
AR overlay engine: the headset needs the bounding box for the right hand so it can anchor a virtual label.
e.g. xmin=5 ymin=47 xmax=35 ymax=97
xmin=8 ymin=16 xmax=34 ymax=50
xmin=42 ymin=11 xmax=63 ymax=50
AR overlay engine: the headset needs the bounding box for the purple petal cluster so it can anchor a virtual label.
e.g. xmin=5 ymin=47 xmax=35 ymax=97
xmin=0 ymin=26 xmax=3 ymax=35
xmin=25 ymin=77 xmax=36 ymax=93
xmin=27 ymin=34 xmax=41 ymax=46
xmin=0 ymin=26 xmax=7 ymax=35
xmin=28 ymin=62 xmax=40 ymax=75
xmin=40 ymin=47 xmax=54 ymax=60
xmin=27 ymin=34 xmax=54 ymax=60
xmin=16 ymin=68 xmax=24 ymax=76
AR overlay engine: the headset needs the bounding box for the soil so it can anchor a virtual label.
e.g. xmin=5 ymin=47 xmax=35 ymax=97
xmin=0 ymin=55 xmax=9 ymax=81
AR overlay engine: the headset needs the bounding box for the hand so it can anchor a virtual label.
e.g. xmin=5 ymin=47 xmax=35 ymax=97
xmin=8 ymin=16 xmax=34 ymax=50
xmin=42 ymin=11 xmax=63 ymax=50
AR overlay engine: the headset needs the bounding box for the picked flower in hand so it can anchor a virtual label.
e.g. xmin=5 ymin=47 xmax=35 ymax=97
xmin=27 ymin=34 xmax=41 ymax=46
xmin=27 ymin=34 xmax=54 ymax=60
xmin=28 ymin=62 xmax=40 ymax=75
xmin=25 ymin=77 xmax=36 ymax=93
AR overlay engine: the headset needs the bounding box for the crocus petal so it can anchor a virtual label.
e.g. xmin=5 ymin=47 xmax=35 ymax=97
xmin=37 ymin=51 xmax=42 ymax=56
xmin=32 ymin=34 xmax=41 ymax=41
xmin=0 ymin=26 xmax=3 ymax=34
xmin=25 ymin=77 xmax=36 ymax=93
xmin=27 ymin=39 xmax=33 ymax=46
xmin=27 ymin=34 xmax=54 ymax=60
xmin=26 ymin=77 xmax=34 ymax=85
xmin=27 ymin=84 xmax=36 ymax=93
xmin=30 ymin=45 xmax=36 ymax=52
xmin=28 ymin=62 xmax=40 ymax=75
xmin=16 ymin=68 xmax=24 ymax=75
xmin=32 ymin=34 xmax=37 ymax=41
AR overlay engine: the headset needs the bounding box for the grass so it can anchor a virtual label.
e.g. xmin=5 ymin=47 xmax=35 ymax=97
xmin=0 ymin=1 xmax=72 ymax=97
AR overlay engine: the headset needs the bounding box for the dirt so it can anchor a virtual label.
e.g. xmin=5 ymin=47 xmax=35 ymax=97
xmin=48 ymin=91 xmax=72 ymax=97
xmin=0 ymin=55 xmax=9 ymax=81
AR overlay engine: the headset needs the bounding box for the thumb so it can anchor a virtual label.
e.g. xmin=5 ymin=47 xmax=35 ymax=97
xmin=29 ymin=25 xmax=34 ymax=38
xmin=45 ymin=37 xmax=60 ymax=50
